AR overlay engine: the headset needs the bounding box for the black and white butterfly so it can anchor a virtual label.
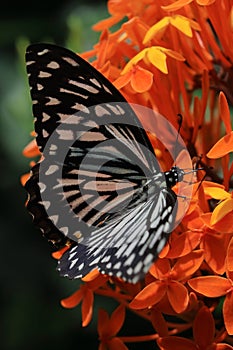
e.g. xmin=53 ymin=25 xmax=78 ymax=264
xmin=25 ymin=43 xmax=187 ymax=283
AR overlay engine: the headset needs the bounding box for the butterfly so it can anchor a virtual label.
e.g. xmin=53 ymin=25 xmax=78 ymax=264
xmin=25 ymin=43 xmax=187 ymax=284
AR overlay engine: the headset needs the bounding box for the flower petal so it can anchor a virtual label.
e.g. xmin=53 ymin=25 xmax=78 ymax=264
xmin=167 ymin=231 xmax=201 ymax=258
xmin=212 ymin=211 xmax=233 ymax=234
xmin=147 ymin=47 xmax=168 ymax=73
xmin=161 ymin=0 xmax=193 ymax=11
xmin=121 ymin=49 xmax=147 ymax=74
xmin=207 ymin=131 xmax=233 ymax=158
xmin=211 ymin=198 xmax=233 ymax=225
xmin=113 ymin=71 xmax=132 ymax=90
xmin=150 ymin=258 xmax=171 ymax=279
xmin=20 ymin=173 xmax=31 ymax=186
xmin=108 ymin=337 xmax=128 ymax=350
xmin=82 ymin=269 xmax=101 ymax=283
xmin=219 ymin=92 xmax=232 ymax=134
xmin=157 ymin=336 xmax=196 ymax=350
xmin=61 ymin=287 xmax=84 ymax=308
xmin=130 ymin=281 xmax=166 ymax=309
xmin=82 ymin=289 xmax=94 ymax=327
xmin=204 ymin=234 xmax=226 ymax=274
xmin=167 ymin=281 xmax=189 ymax=313
xmin=98 ymin=309 xmax=110 ymax=337
xmin=223 ymin=292 xmax=233 ymax=335
xmin=22 ymin=139 xmax=40 ymax=158
xmin=109 ymin=305 xmax=125 ymax=336
xmin=143 ymin=17 xmax=170 ymax=43
xmin=170 ymin=15 xmax=193 ymax=37
xmin=163 ymin=48 xmax=185 ymax=61
xmin=131 ymin=66 xmax=153 ymax=93
xmin=197 ymin=0 xmax=216 ymax=4
xmin=93 ymin=14 xmax=124 ymax=31
xmin=193 ymin=306 xmax=215 ymax=347
xmin=226 ymin=237 xmax=233 ymax=271
xmin=172 ymin=250 xmax=204 ymax=279
xmin=188 ymin=276 xmax=232 ymax=297
xmin=204 ymin=187 xmax=230 ymax=200
xmin=151 ymin=309 xmax=168 ymax=336
xmin=52 ymin=246 xmax=70 ymax=260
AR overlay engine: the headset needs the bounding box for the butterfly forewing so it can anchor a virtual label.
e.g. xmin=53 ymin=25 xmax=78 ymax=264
xmin=25 ymin=43 xmax=180 ymax=283
xmin=26 ymin=44 xmax=159 ymax=233
xmin=26 ymin=44 xmax=155 ymax=154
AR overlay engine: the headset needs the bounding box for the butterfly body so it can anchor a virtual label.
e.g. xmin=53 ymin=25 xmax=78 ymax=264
xmin=25 ymin=43 xmax=185 ymax=283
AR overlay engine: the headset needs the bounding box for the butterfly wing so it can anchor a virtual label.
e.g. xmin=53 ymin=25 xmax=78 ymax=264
xmin=25 ymin=43 xmax=179 ymax=283
xmin=26 ymin=44 xmax=160 ymax=242
xmin=58 ymin=187 xmax=177 ymax=283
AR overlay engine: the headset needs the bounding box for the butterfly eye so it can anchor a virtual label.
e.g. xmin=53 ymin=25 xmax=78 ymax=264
xmin=25 ymin=43 xmax=191 ymax=283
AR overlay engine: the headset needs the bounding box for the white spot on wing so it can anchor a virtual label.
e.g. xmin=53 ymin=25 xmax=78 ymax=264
xmin=45 ymin=97 xmax=61 ymax=105
xmin=90 ymin=78 xmax=101 ymax=88
xmin=38 ymin=49 xmax=49 ymax=56
xmin=78 ymin=262 xmax=84 ymax=271
xmin=69 ymin=80 xmax=99 ymax=94
xmin=56 ymin=129 xmax=74 ymax=140
xmin=71 ymin=103 xmax=90 ymax=114
xmin=42 ymin=201 xmax=50 ymax=210
xmin=45 ymin=165 xmax=59 ymax=175
xmin=134 ymin=261 xmax=143 ymax=274
xmin=37 ymin=83 xmax=43 ymax=90
xmin=103 ymin=84 xmax=113 ymax=95
xmin=95 ymin=105 xmax=111 ymax=117
xmin=26 ymin=60 xmax=35 ymax=66
xmin=62 ymin=56 xmax=79 ymax=66
xmin=47 ymin=61 xmax=60 ymax=69
xmin=113 ymin=262 xmax=121 ymax=270
xmin=156 ymin=237 xmax=166 ymax=253
xmin=127 ymin=267 xmax=133 ymax=275
xmin=144 ymin=253 xmax=154 ymax=266
xmin=70 ymin=258 xmax=79 ymax=269
xmin=38 ymin=71 xmax=52 ymax=78
xmin=38 ymin=182 xmax=46 ymax=192
xmin=50 ymin=215 xmax=59 ymax=225
xmin=60 ymin=226 xmax=69 ymax=235
xmin=42 ymin=129 xmax=49 ymax=138
xmin=124 ymin=253 xmax=135 ymax=266
xmin=42 ymin=112 xmax=50 ymax=122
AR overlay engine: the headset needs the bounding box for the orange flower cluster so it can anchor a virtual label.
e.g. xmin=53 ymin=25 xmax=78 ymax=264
xmin=22 ymin=0 xmax=233 ymax=349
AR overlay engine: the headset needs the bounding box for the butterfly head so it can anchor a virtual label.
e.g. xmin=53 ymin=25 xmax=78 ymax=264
xmin=164 ymin=166 xmax=185 ymax=188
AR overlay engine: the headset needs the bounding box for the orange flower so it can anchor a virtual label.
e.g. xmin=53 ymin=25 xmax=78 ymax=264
xmin=179 ymin=213 xmax=227 ymax=274
xmin=114 ymin=65 xmax=153 ymax=93
xmin=61 ymin=273 xmax=107 ymax=327
xmin=188 ymin=270 xmax=233 ymax=335
xmin=98 ymin=305 xmax=127 ymax=350
xmin=157 ymin=306 xmax=233 ymax=350
xmin=130 ymin=251 xmax=204 ymax=313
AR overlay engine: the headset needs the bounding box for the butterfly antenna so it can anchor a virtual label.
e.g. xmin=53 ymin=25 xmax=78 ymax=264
xmin=193 ymin=156 xmax=211 ymax=193
xmin=174 ymin=113 xmax=183 ymax=164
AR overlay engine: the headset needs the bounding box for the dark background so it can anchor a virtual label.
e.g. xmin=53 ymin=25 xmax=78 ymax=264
xmin=0 ymin=1 xmax=156 ymax=349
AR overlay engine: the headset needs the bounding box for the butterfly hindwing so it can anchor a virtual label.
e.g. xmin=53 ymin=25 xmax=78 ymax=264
xmin=58 ymin=187 xmax=177 ymax=283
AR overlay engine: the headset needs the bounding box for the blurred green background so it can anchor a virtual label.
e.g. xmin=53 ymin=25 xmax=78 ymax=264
xmin=0 ymin=1 xmax=156 ymax=349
